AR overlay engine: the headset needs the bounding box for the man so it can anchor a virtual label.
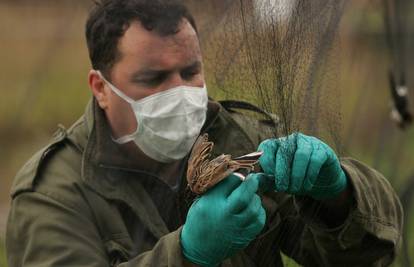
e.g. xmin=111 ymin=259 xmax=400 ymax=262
xmin=6 ymin=1 xmax=403 ymax=266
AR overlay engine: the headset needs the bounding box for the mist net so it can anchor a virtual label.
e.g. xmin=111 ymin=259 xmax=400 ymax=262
xmin=182 ymin=0 xmax=348 ymax=265
xmin=190 ymin=0 xmax=346 ymax=149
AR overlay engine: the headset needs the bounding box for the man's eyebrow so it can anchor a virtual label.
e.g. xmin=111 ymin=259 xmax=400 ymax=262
xmin=132 ymin=69 xmax=167 ymax=79
xmin=183 ymin=61 xmax=202 ymax=70
xmin=131 ymin=61 xmax=202 ymax=80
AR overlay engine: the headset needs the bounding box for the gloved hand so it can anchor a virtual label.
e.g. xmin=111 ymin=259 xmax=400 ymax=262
xmin=258 ymin=133 xmax=347 ymax=200
xmin=181 ymin=173 xmax=266 ymax=267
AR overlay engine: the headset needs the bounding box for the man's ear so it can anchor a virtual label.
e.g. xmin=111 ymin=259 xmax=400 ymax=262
xmin=88 ymin=70 xmax=110 ymax=109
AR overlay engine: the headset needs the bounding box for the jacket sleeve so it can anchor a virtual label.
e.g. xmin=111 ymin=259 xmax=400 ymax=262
xmin=275 ymin=157 xmax=403 ymax=267
xmin=6 ymin=191 xmax=188 ymax=267
xmin=228 ymin=112 xmax=403 ymax=266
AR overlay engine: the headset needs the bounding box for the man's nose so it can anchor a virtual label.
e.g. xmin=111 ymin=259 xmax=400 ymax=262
xmin=167 ymin=73 xmax=188 ymax=88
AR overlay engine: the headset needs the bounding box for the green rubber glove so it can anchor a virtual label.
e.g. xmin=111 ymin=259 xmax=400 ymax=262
xmin=181 ymin=173 xmax=267 ymax=267
xmin=258 ymin=133 xmax=347 ymax=199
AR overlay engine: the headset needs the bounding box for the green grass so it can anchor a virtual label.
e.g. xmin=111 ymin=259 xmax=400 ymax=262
xmin=0 ymin=239 xmax=7 ymax=267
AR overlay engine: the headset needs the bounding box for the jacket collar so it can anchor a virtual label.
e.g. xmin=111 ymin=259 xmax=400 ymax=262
xmin=78 ymin=97 xmax=255 ymax=190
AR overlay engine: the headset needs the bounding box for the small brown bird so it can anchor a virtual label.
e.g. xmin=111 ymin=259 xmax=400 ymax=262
xmin=187 ymin=133 xmax=262 ymax=195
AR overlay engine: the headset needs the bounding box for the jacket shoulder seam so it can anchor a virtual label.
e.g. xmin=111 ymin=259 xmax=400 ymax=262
xmin=11 ymin=132 xmax=68 ymax=198
xmin=13 ymin=190 xmax=89 ymax=218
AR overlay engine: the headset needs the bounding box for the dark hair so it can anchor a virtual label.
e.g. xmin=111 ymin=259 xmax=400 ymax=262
xmin=85 ymin=0 xmax=198 ymax=78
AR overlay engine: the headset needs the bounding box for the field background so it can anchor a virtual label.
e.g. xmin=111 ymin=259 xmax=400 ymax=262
xmin=1 ymin=1 xmax=414 ymax=266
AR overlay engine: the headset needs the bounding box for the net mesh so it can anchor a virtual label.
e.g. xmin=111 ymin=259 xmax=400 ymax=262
xmin=189 ymin=1 xmax=414 ymax=264
xmin=186 ymin=0 xmax=347 ymax=153
xmin=184 ymin=0 xmax=348 ymax=265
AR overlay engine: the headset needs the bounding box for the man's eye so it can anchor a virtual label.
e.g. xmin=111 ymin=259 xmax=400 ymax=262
xmin=137 ymin=75 xmax=166 ymax=86
xmin=182 ymin=70 xmax=200 ymax=80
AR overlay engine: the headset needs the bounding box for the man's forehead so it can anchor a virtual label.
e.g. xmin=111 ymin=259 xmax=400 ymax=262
xmin=117 ymin=20 xmax=201 ymax=69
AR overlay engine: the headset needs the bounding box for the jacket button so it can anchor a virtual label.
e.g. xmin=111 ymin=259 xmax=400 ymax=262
xmin=53 ymin=124 xmax=67 ymax=139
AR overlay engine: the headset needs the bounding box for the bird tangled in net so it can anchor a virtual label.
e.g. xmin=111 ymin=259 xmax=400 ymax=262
xmin=185 ymin=0 xmax=346 ymax=197
xmin=187 ymin=133 xmax=263 ymax=195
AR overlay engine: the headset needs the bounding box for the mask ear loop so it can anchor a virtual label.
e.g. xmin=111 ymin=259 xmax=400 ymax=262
xmin=95 ymin=70 xmax=141 ymax=144
xmin=95 ymin=70 xmax=135 ymax=104
xmin=111 ymin=131 xmax=138 ymax=144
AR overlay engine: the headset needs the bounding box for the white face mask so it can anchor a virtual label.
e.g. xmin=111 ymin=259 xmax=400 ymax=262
xmin=97 ymin=71 xmax=208 ymax=163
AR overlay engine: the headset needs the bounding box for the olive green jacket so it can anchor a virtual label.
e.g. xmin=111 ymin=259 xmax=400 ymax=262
xmin=6 ymin=99 xmax=403 ymax=267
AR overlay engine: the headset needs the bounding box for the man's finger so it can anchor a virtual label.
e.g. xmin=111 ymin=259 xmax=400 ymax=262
xmin=304 ymin=144 xmax=327 ymax=192
xmin=291 ymin=136 xmax=312 ymax=193
xmin=227 ymin=174 xmax=260 ymax=214
xmin=258 ymin=139 xmax=278 ymax=175
xmin=253 ymin=172 xmax=275 ymax=193
xmin=209 ymin=174 xmax=242 ymax=197
xmin=275 ymin=135 xmax=297 ymax=192
xmin=234 ymin=194 xmax=263 ymax=227
xmin=275 ymin=148 xmax=292 ymax=192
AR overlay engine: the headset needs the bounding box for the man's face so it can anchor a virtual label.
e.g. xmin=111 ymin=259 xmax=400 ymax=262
xmin=89 ymin=19 xmax=204 ymax=139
